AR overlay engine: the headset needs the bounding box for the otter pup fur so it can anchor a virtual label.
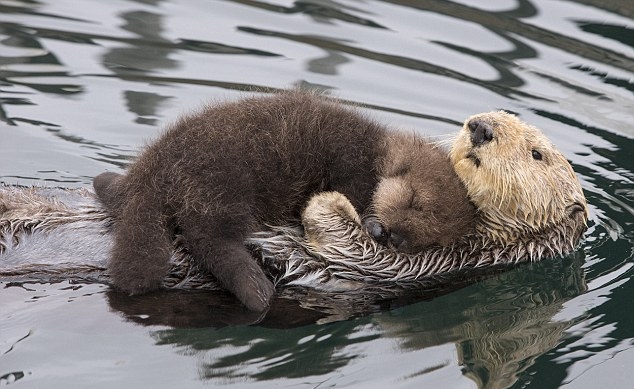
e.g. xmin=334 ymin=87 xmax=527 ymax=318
xmin=93 ymin=90 xmax=475 ymax=311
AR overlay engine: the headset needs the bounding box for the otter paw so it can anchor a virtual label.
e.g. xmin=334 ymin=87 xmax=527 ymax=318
xmin=93 ymin=171 xmax=126 ymax=212
xmin=363 ymin=216 xmax=389 ymax=246
xmin=302 ymin=192 xmax=361 ymax=228
xmin=93 ymin=171 xmax=122 ymax=194
xmin=362 ymin=217 xmax=407 ymax=250
xmin=231 ymin=271 xmax=275 ymax=312
xmin=108 ymin=247 xmax=170 ymax=295
xmin=301 ymin=192 xmax=365 ymax=250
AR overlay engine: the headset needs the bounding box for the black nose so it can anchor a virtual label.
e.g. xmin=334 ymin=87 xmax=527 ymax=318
xmin=468 ymin=119 xmax=494 ymax=147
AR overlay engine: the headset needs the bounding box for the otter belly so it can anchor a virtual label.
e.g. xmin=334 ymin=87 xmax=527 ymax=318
xmin=0 ymin=186 xmax=110 ymax=282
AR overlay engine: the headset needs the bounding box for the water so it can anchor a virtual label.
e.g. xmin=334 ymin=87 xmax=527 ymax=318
xmin=1 ymin=0 xmax=633 ymax=388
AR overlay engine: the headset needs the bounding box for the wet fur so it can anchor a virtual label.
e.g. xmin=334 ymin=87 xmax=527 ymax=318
xmin=94 ymin=90 xmax=475 ymax=311
xmin=372 ymin=131 xmax=476 ymax=250
xmin=450 ymin=111 xmax=588 ymax=244
xmin=2 ymin=111 xmax=588 ymax=298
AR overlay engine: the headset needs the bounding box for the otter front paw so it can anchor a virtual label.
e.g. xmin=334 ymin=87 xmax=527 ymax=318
xmin=302 ymin=192 xmax=361 ymax=232
xmin=301 ymin=192 xmax=364 ymax=251
xmin=362 ymin=217 xmax=406 ymax=250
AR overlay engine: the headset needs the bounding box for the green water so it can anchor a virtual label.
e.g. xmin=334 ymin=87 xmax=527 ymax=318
xmin=1 ymin=1 xmax=633 ymax=388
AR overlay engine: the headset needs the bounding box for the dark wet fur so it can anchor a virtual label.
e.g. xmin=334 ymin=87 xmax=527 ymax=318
xmin=372 ymin=132 xmax=477 ymax=252
xmin=94 ymin=90 xmax=475 ymax=311
xmin=93 ymin=172 xmax=125 ymax=212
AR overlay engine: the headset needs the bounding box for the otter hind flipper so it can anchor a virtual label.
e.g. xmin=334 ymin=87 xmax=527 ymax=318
xmin=108 ymin=193 xmax=172 ymax=294
xmin=208 ymin=239 xmax=274 ymax=312
xmin=93 ymin=172 xmax=126 ymax=213
xmin=177 ymin=212 xmax=275 ymax=312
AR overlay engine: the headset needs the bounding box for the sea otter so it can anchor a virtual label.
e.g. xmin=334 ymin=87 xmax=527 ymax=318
xmin=0 ymin=111 xmax=588 ymax=301
xmin=451 ymin=111 xmax=588 ymax=244
xmin=92 ymin=90 xmax=476 ymax=312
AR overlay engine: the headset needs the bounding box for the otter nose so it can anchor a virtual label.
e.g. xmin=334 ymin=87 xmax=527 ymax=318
xmin=468 ymin=119 xmax=494 ymax=147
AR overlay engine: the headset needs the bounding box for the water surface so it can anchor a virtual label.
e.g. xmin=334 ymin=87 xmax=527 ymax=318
xmin=1 ymin=1 xmax=633 ymax=388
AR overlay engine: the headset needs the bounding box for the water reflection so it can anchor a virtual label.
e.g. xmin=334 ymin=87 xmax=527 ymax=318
xmin=102 ymin=9 xmax=176 ymax=125
xmin=105 ymin=254 xmax=587 ymax=388
xmin=377 ymin=255 xmax=587 ymax=389
xmin=386 ymin=0 xmax=634 ymax=73
xmin=0 ymin=23 xmax=81 ymax=126
xmin=230 ymin=0 xmax=388 ymax=29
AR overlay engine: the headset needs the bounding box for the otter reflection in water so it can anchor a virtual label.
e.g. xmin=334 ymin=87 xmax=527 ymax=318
xmin=103 ymin=254 xmax=586 ymax=389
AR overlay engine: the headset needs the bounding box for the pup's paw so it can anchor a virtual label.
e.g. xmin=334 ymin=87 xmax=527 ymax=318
xmin=302 ymin=192 xmax=361 ymax=229
xmin=232 ymin=269 xmax=275 ymax=312
xmin=93 ymin=171 xmax=126 ymax=213
xmin=108 ymin=245 xmax=170 ymax=295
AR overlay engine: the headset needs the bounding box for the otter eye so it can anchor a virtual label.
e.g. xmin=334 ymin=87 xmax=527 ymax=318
xmin=532 ymin=149 xmax=542 ymax=161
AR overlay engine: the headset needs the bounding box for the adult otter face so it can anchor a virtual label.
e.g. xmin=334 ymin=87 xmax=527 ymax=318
xmin=450 ymin=111 xmax=588 ymax=243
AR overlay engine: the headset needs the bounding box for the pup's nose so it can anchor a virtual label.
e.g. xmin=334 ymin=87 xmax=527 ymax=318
xmin=468 ymin=119 xmax=494 ymax=147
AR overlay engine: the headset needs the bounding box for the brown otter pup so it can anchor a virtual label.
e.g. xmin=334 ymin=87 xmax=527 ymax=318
xmin=93 ymin=90 xmax=475 ymax=311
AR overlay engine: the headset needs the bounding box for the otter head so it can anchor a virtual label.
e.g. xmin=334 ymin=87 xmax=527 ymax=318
xmin=366 ymin=132 xmax=477 ymax=253
xmin=450 ymin=111 xmax=588 ymax=244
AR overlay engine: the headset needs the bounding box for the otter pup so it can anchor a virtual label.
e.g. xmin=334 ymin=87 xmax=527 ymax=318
xmin=93 ymin=90 xmax=475 ymax=311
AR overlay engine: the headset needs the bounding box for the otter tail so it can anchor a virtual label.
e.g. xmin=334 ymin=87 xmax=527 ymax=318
xmin=108 ymin=192 xmax=172 ymax=294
